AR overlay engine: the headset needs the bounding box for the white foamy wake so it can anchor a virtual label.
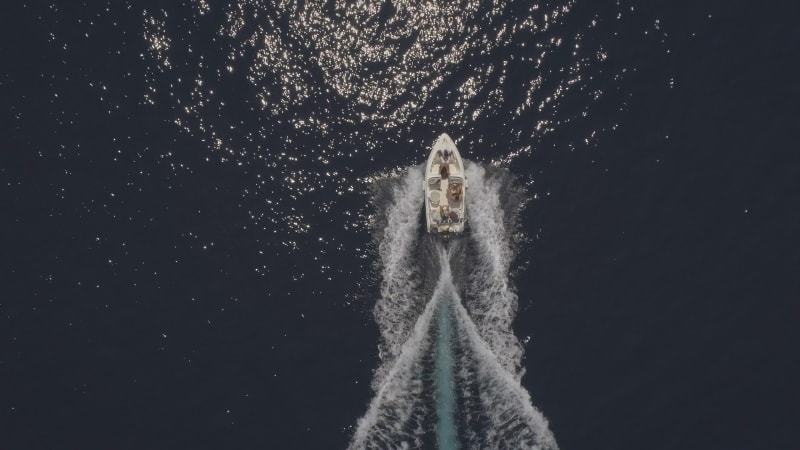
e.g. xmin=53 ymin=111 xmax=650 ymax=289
xmin=463 ymin=163 xmax=525 ymax=377
xmin=350 ymin=249 xmax=451 ymax=450
xmin=372 ymin=167 xmax=425 ymax=387
xmin=452 ymin=289 xmax=558 ymax=450
xmin=349 ymin=285 xmax=436 ymax=449
xmin=351 ymin=164 xmax=557 ymax=449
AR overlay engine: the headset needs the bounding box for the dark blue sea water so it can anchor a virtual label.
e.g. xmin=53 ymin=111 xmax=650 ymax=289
xmin=3 ymin=1 xmax=799 ymax=449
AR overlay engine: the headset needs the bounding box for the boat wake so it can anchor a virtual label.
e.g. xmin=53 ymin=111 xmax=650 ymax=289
xmin=350 ymin=163 xmax=557 ymax=449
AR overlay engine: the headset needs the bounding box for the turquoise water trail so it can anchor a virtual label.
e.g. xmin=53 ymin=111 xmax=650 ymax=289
xmin=348 ymin=167 xmax=558 ymax=450
xmin=435 ymin=292 xmax=459 ymax=450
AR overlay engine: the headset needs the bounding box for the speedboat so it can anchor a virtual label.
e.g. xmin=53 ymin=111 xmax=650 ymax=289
xmin=424 ymin=133 xmax=467 ymax=234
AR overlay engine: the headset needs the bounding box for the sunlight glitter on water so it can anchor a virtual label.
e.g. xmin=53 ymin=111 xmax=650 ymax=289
xmin=140 ymin=0 xmax=647 ymax=256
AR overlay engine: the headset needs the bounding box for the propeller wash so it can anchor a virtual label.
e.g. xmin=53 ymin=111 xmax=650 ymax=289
xmin=350 ymin=161 xmax=558 ymax=450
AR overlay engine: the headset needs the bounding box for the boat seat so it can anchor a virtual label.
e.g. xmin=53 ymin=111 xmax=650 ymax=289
xmin=429 ymin=190 xmax=441 ymax=206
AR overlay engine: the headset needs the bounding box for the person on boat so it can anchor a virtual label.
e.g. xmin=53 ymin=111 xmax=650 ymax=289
xmin=439 ymin=163 xmax=449 ymax=179
xmin=449 ymin=183 xmax=462 ymax=202
xmin=436 ymin=148 xmax=452 ymax=163
xmin=439 ymin=204 xmax=451 ymax=223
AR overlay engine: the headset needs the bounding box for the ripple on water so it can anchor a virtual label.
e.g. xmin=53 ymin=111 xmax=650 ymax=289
xmin=135 ymin=0 xmax=675 ymax=278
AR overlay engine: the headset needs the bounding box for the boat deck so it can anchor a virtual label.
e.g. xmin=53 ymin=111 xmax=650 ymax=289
xmin=425 ymin=133 xmax=467 ymax=234
xmin=427 ymin=157 xmax=465 ymax=228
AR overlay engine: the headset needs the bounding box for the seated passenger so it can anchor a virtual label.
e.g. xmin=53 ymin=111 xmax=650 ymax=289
xmin=436 ymin=148 xmax=452 ymax=163
xmin=449 ymin=183 xmax=462 ymax=202
xmin=439 ymin=204 xmax=451 ymax=222
xmin=439 ymin=164 xmax=449 ymax=179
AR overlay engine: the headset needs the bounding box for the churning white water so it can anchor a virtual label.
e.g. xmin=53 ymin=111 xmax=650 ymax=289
xmin=350 ymin=164 xmax=557 ymax=449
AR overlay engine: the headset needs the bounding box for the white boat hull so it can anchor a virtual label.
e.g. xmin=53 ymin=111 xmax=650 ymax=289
xmin=424 ymin=133 xmax=467 ymax=234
